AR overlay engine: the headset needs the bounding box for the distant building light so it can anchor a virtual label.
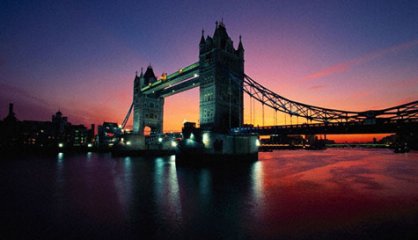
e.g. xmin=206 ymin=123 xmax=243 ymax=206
xmin=171 ymin=141 xmax=178 ymax=147
xmin=126 ymin=141 xmax=131 ymax=146
xmin=58 ymin=143 xmax=64 ymax=148
xmin=185 ymin=139 xmax=195 ymax=146
xmin=158 ymin=137 xmax=163 ymax=143
xmin=87 ymin=143 xmax=93 ymax=148
xmin=202 ymin=133 xmax=210 ymax=146
xmin=255 ymin=139 xmax=261 ymax=147
xmin=161 ymin=73 xmax=167 ymax=80
xmin=194 ymin=73 xmax=199 ymax=78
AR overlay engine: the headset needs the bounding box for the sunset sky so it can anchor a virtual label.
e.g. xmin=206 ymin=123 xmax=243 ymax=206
xmin=1 ymin=0 xmax=417 ymax=142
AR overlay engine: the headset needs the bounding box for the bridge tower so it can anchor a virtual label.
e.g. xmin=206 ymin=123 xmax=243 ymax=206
xmin=199 ymin=21 xmax=244 ymax=133
xmin=132 ymin=66 xmax=164 ymax=135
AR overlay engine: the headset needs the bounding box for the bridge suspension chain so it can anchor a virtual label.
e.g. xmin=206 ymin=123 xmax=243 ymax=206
xmin=230 ymin=72 xmax=418 ymax=123
xmin=121 ymin=102 xmax=134 ymax=129
xmin=249 ymin=91 xmax=254 ymax=125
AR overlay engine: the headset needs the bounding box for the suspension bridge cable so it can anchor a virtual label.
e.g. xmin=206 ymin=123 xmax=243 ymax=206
xmin=275 ymin=110 xmax=277 ymax=125
xmin=252 ymin=95 xmax=256 ymax=125
xmin=250 ymin=95 xmax=253 ymax=124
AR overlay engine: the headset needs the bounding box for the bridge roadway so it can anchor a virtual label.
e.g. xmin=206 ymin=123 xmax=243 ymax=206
xmin=141 ymin=62 xmax=200 ymax=97
xmin=232 ymin=118 xmax=418 ymax=135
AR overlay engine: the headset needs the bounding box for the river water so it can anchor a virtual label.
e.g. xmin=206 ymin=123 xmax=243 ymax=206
xmin=1 ymin=149 xmax=418 ymax=239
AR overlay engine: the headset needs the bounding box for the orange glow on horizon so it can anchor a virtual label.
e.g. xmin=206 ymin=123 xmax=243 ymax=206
xmin=325 ymin=134 xmax=392 ymax=143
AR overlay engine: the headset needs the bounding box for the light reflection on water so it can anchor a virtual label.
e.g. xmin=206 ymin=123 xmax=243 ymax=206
xmin=57 ymin=152 xmax=64 ymax=162
xmin=250 ymin=161 xmax=264 ymax=218
xmin=1 ymin=149 xmax=418 ymax=239
xmin=199 ymin=169 xmax=211 ymax=197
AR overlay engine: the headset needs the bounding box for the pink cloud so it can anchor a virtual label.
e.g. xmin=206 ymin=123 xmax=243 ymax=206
xmin=308 ymin=84 xmax=327 ymax=90
xmin=304 ymin=39 xmax=418 ymax=81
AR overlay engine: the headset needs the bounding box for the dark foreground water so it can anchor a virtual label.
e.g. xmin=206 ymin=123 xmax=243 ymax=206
xmin=1 ymin=149 xmax=418 ymax=239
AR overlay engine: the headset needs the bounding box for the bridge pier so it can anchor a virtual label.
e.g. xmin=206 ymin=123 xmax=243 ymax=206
xmin=176 ymin=122 xmax=258 ymax=164
xmin=396 ymin=125 xmax=418 ymax=150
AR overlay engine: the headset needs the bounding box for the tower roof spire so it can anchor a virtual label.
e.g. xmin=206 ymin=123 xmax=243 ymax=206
xmin=238 ymin=35 xmax=244 ymax=50
xmin=139 ymin=67 xmax=144 ymax=77
xmin=200 ymin=28 xmax=206 ymax=45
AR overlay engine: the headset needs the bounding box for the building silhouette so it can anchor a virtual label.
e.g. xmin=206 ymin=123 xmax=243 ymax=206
xmin=0 ymin=104 xmax=92 ymax=153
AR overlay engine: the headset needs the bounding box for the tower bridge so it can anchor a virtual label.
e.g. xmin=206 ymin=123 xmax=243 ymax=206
xmin=130 ymin=21 xmax=244 ymax=135
xmin=120 ymin=21 xmax=418 ymax=154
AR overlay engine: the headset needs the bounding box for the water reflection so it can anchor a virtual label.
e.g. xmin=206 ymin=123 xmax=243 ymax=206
xmin=199 ymin=169 xmax=211 ymax=197
xmin=55 ymin=152 xmax=65 ymax=192
xmin=167 ymin=156 xmax=182 ymax=222
xmin=250 ymin=161 xmax=264 ymax=218
xmin=153 ymin=157 xmax=164 ymax=204
xmin=124 ymin=156 xmax=132 ymax=170
xmin=113 ymin=156 xmax=133 ymax=213
xmin=2 ymin=149 xmax=418 ymax=239
xmin=53 ymin=152 xmax=65 ymax=222
xmin=153 ymin=156 xmax=182 ymax=232
xmin=57 ymin=152 xmax=64 ymax=163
